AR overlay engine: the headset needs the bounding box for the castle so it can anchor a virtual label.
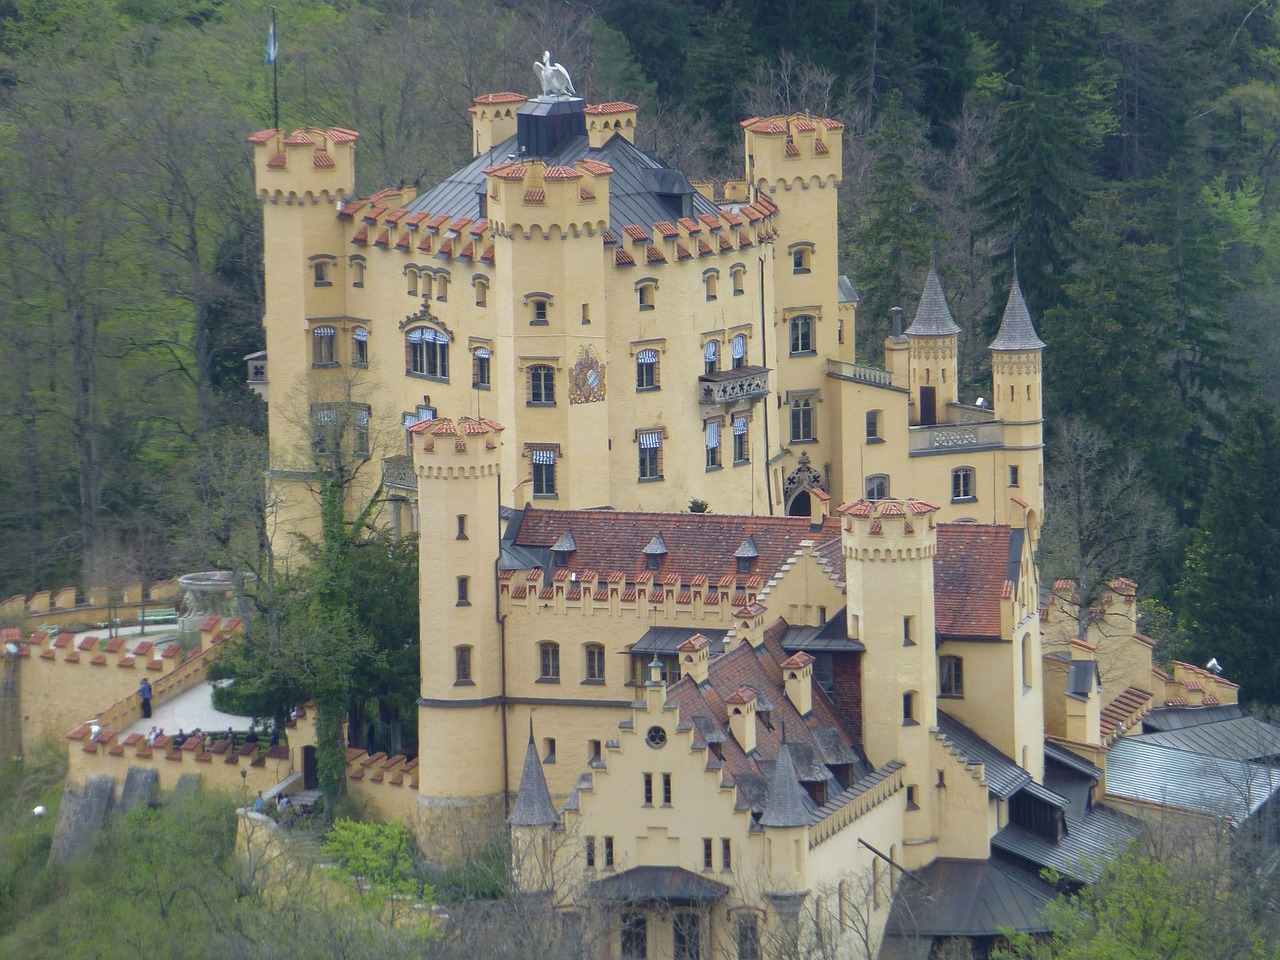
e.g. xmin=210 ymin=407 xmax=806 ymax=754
xmin=226 ymin=69 xmax=1280 ymax=958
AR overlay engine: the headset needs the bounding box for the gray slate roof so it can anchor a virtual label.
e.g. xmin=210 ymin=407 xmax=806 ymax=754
xmin=1044 ymin=740 xmax=1103 ymax=780
xmin=1136 ymin=716 xmax=1280 ymax=761
xmin=937 ymin=711 xmax=1031 ymax=800
xmin=631 ymin=626 xmax=728 ymax=656
xmin=780 ymin=608 xmax=865 ymax=652
xmin=1104 ymin=736 xmax=1280 ymax=822
xmin=904 ymin=264 xmax=961 ymax=337
xmin=837 ymin=274 xmax=860 ymax=303
xmin=993 ymin=803 xmax=1142 ymax=882
xmin=759 ymin=742 xmax=818 ymax=827
xmin=508 ymin=734 xmax=559 ymax=826
xmin=587 ymin=865 xmax=729 ymax=904
xmin=1144 ymin=703 xmax=1245 ymax=731
xmin=404 ymin=130 xmax=722 ymax=234
xmin=884 ymin=858 xmax=1056 ymax=938
xmin=988 ymin=277 xmax=1046 ymax=351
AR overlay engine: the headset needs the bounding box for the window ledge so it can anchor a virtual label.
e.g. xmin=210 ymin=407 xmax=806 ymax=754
xmin=527 ymin=401 xmax=557 ymax=408
xmin=535 ymin=677 xmax=561 ymax=684
xmin=456 ymin=600 xmax=471 ymax=607
xmin=352 ymin=362 xmax=368 ymax=369
xmin=533 ymin=493 xmax=559 ymax=500
xmin=638 ymin=476 xmax=665 ymax=483
xmin=313 ymin=281 xmax=333 ymax=287
xmin=705 ymin=464 xmax=723 ymax=473
xmin=406 ymin=372 xmax=450 ymax=383
xmin=581 ymin=678 xmax=605 ymax=686
xmin=453 ymin=679 xmax=475 ymax=687
xmin=793 ymin=268 xmax=811 ymax=275
xmin=905 ymin=801 xmax=921 ymax=812
xmin=637 ymin=385 xmax=660 ymax=393
xmin=312 ymin=362 xmax=340 ymax=369
xmin=938 ymin=693 xmax=964 ymax=700
xmin=903 ymin=719 xmax=920 ymax=727
xmin=352 ymin=282 xmax=364 ymax=288
xmin=733 ymin=458 xmax=750 ymax=467
xmin=866 ymin=436 xmax=885 ymax=444
xmin=473 ymin=383 xmax=490 ymax=391
xmin=530 ymin=319 xmax=549 ymax=326
xmin=790 ymin=438 xmax=818 ymax=445
xmin=790 ymin=350 xmax=818 ymax=358
xmin=639 ymin=304 xmax=655 ymax=312
xmin=952 ymin=496 xmax=977 ymax=504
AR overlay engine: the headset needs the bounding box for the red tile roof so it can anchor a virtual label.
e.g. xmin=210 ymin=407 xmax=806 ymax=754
xmin=1100 ymin=686 xmax=1152 ymax=741
xmin=327 ymin=126 xmax=360 ymax=143
xmin=544 ymin=165 xmax=582 ymax=181
xmin=247 ymin=128 xmax=279 ymax=144
xmin=283 ymin=130 xmax=314 ymax=146
xmin=645 ymin=245 xmax=666 ymax=264
xmin=351 ymin=225 xmax=369 ymax=245
xmin=523 ymin=188 xmax=546 ymax=203
xmin=313 ymin=151 xmax=335 ymax=169
xmin=266 ymin=152 xmax=286 ymax=168
xmin=585 ymin=101 xmax=639 ymax=115
xmin=654 ymin=221 xmax=678 ymax=238
xmin=622 ymin=224 xmax=651 ymax=242
xmin=615 ymin=248 xmax=636 ymax=266
xmin=933 ymin=524 xmax=1013 ymax=640
xmin=578 ymin=159 xmax=615 ymax=176
xmin=472 ymin=92 xmax=528 ymax=105
xmin=511 ymin=508 xmax=839 ymax=585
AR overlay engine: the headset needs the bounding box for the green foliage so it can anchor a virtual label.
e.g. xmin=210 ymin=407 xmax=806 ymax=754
xmin=1178 ymin=396 xmax=1280 ymax=704
xmin=323 ymin=818 xmax=430 ymax=903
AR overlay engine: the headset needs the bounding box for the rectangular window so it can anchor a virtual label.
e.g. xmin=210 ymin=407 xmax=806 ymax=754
xmin=865 ymin=475 xmax=889 ymax=501
xmin=313 ymin=260 xmax=331 ymax=285
xmin=903 ymin=691 xmax=915 ymax=723
xmin=312 ymin=326 xmax=337 ymax=365
xmin=721 ymin=838 xmax=732 ymax=871
xmin=789 ymin=316 xmax=814 ymax=354
xmin=543 ymin=737 xmax=556 ymax=763
xmin=1009 ymin=464 xmax=1020 ymax=487
xmin=790 ymin=396 xmax=815 ymax=442
xmin=731 ymin=334 xmax=747 ymax=368
xmin=906 ymin=785 xmax=919 ymax=810
xmin=621 ymin=914 xmax=646 ymax=958
xmin=952 ymin=467 xmax=975 ymax=501
xmin=733 ymin=416 xmax=749 ymax=463
xmin=589 ymin=739 xmax=602 ymax=763
xmin=735 ymin=915 xmax=760 ymax=960
xmin=662 ymin=773 xmax=672 ymax=805
xmin=532 ymin=299 xmax=548 ymax=324
xmin=456 ymin=576 xmax=470 ymax=606
xmin=353 ymin=409 xmax=370 ymax=459
xmin=940 ymin=656 xmax=964 ymax=698
xmin=604 ymin=836 xmax=614 ymax=867
xmin=474 ymin=280 xmax=487 ymax=307
xmin=792 ymin=247 xmax=811 ymax=273
xmin=638 ymin=284 xmax=655 ymax=310
xmin=585 ymin=836 xmax=596 ymax=868
xmin=866 ymin=409 xmax=881 ymax=441
xmin=703 ymin=838 xmax=713 ymax=870
xmin=455 ymin=646 xmax=472 ymax=683
xmin=456 ymin=515 xmax=468 ymax=540
xmin=732 ymin=268 xmax=745 ymax=296
xmin=705 ymin=420 xmax=721 ymax=470
xmin=636 ymin=349 xmax=659 ymax=390
xmin=472 ymin=348 xmax=491 ymax=389
xmin=643 ymin=772 xmax=653 ymax=805
xmin=903 ymin=616 xmax=914 ymax=645
xmin=586 ymin=644 xmax=605 ymax=681
xmin=638 ymin=431 xmax=663 ymax=481
xmin=407 ymin=328 xmax=449 ymax=380
xmin=532 ymin=448 xmax=557 ymax=498
xmin=674 ymin=911 xmax=701 ymax=960
xmin=528 ymin=365 xmax=556 ymax=405
xmin=352 ymin=328 xmax=369 ymax=365
xmin=539 ymin=643 xmax=560 ymax=681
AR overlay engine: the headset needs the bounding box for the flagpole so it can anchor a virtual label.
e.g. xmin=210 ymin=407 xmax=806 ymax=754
xmin=271 ymin=8 xmax=279 ymax=132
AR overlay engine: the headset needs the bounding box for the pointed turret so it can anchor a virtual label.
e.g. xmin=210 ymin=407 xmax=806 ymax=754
xmin=988 ymin=277 xmax=1045 ymax=351
xmin=904 ymin=262 xmax=961 ymax=337
xmin=759 ymin=741 xmax=816 ymax=828
xmin=509 ymin=726 xmax=559 ymax=827
xmin=904 ymin=263 xmax=960 ymax=423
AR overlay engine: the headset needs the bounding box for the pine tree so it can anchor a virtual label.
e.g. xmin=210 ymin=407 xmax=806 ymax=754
xmin=1178 ymin=396 xmax=1280 ymax=704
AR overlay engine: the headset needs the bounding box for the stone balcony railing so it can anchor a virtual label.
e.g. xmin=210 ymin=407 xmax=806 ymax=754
xmin=826 ymin=358 xmax=897 ymax=388
xmin=698 ymin=365 xmax=771 ymax=405
xmin=909 ymin=419 xmax=1003 ymax=454
xmin=381 ymin=454 xmax=416 ymax=491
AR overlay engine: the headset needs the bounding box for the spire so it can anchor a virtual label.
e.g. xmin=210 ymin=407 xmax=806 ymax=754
xmin=904 ymin=261 xmax=961 ymax=337
xmin=989 ymin=275 xmax=1045 ymax=351
xmin=508 ymin=723 xmax=559 ymax=826
xmin=759 ymin=741 xmax=817 ymax=828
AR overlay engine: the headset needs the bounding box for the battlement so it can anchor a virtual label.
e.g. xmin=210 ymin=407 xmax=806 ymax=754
xmin=742 ymin=113 xmax=843 ymax=189
xmin=1 ymin=578 xmax=181 ymax=628
xmin=837 ymin=498 xmax=940 ymax=561
xmin=251 ymin=126 xmax=358 ymax=202
xmin=412 ymin=416 xmax=504 ymax=477
xmin=584 ymin=101 xmax=638 ymax=147
xmin=484 ymin=158 xmax=612 ymax=237
xmin=605 ymin=194 xmax=777 ymax=270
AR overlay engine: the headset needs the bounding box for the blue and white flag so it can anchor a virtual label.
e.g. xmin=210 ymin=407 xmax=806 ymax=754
xmin=266 ymin=21 xmax=279 ymax=66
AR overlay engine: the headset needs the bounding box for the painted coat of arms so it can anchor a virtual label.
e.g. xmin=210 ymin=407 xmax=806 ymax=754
xmin=568 ymin=345 xmax=606 ymax=404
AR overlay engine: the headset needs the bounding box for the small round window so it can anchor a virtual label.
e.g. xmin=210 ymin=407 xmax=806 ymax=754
xmin=646 ymin=726 xmax=667 ymax=749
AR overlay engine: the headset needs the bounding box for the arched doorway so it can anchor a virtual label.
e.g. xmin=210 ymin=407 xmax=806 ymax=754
xmin=783 ymin=452 xmax=826 ymax=517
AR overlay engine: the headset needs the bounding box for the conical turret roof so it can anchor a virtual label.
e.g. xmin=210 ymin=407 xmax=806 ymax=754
xmin=988 ymin=277 xmax=1045 ymax=351
xmin=758 ymin=741 xmax=817 ymax=828
xmin=904 ymin=263 xmax=961 ymax=337
xmin=508 ymin=727 xmax=559 ymax=826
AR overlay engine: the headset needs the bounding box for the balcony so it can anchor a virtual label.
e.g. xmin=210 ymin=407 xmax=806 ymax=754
xmin=698 ymin=365 xmax=770 ymax=405
xmin=909 ymin=420 xmax=1003 ymax=455
xmin=381 ymin=454 xmax=416 ymax=491
xmin=826 ymin=358 xmax=900 ymax=389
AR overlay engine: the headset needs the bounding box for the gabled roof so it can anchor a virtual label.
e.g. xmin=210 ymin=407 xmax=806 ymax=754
xmin=1133 ymin=716 xmax=1280 ymax=763
xmin=993 ymin=803 xmax=1142 ymax=882
xmin=586 ymin=865 xmax=728 ymax=904
xmin=903 ymin=263 xmax=961 ymax=337
xmin=884 ymin=858 xmax=1055 ymax=939
xmin=933 ymin=525 xmax=1015 ymax=640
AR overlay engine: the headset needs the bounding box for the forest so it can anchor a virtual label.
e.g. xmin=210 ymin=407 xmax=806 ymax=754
xmin=3 ymin=0 xmax=1280 ymax=702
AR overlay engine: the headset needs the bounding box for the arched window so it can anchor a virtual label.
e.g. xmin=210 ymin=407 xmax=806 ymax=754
xmin=539 ymin=642 xmax=560 ymax=681
xmin=406 ymin=327 xmax=448 ymax=380
xmin=350 ymin=256 xmax=366 ymax=287
xmin=865 ymin=474 xmax=889 ymax=501
xmin=789 ymin=315 xmax=814 ymax=355
xmin=528 ymin=364 xmax=555 ymax=405
xmin=790 ymin=242 xmax=813 ymax=273
xmin=951 ymin=466 xmax=975 ymax=502
xmin=731 ymin=334 xmax=747 ymax=369
xmin=637 ymin=280 xmax=656 ymax=310
xmin=472 ymin=346 xmax=491 ymax=389
xmin=585 ymin=643 xmax=605 ymax=681
xmin=703 ymin=339 xmax=719 ymax=374
xmin=474 ymin=276 xmax=488 ymax=307
xmin=939 ymin=655 xmax=964 ymax=697
xmin=731 ymin=265 xmax=746 ymax=296
xmin=704 ymin=269 xmax=719 ymax=301
xmin=435 ymin=272 xmax=449 ymax=302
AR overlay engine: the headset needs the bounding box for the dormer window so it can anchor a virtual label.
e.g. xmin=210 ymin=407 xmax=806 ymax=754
xmin=734 ymin=536 xmax=758 ymax=574
xmin=646 ymin=554 xmax=660 ymax=570
xmin=736 ymin=556 xmax=752 ymax=574
xmin=643 ymin=532 xmax=668 ymax=569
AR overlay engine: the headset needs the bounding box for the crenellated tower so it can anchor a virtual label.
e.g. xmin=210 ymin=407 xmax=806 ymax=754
xmin=840 ymin=497 xmax=940 ymax=866
xmin=414 ymin=415 xmax=507 ymax=849
xmin=989 ymin=277 xmax=1046 ymax=533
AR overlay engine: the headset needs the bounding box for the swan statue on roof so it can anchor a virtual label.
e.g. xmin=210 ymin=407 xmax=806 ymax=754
xmin=535 ymin=50 xmax=576 ymax=98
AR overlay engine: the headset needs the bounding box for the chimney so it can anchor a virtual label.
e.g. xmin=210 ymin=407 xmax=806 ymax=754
xmin=726 ymin=687 xmax=757 ymax=755
xmin=809 ymin=488 xmax=830 ymax=528
xmin=891 ymin=306 xmax=904 ymax=337
xmin=677 ymin=633 xmax=711 ymax=685
xmin=781 ymin=652 xmax=815 ymax=716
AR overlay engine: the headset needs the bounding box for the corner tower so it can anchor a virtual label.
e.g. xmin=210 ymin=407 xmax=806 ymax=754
xmin=904 ymin=264 xmax=961 ymax=426
xmin=840 ymin=497 xmax=941 ymax=867
xmin=414 ymin=416 xmax=507 ymax=851
xmin=989 ymin=278 xmax=1046 ymax=531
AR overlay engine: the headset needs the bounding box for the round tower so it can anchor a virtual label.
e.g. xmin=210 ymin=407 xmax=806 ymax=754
xmin=839 ymin=497 xmax=940 ymax=864
xmin=414 ymin=415 xmax=507 ymax=850
xmin=903 ymin=264 xmax=961 ymax=426
xmin=989 ymin=278 xmax=1046 ymax=530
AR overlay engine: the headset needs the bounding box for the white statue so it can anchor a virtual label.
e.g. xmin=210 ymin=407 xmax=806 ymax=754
xmin=535 ymin=50 xmax=576 ymax=98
